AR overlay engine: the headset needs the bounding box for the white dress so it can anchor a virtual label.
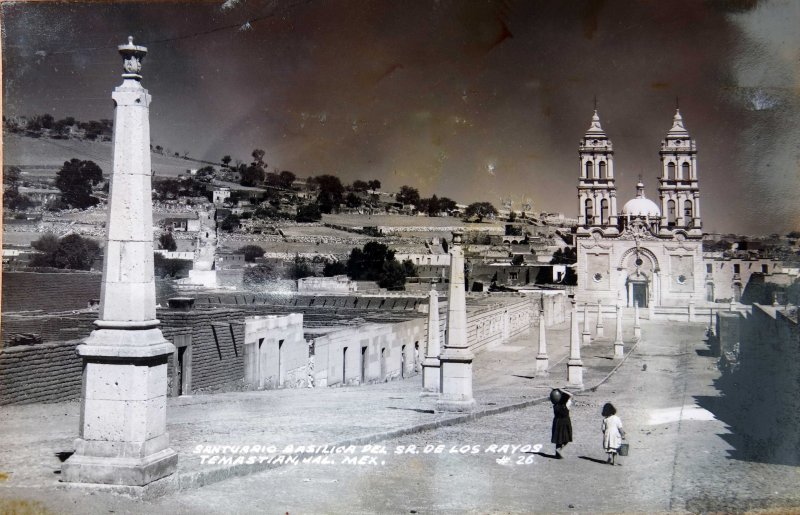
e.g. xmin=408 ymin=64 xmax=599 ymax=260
xmin=602 ymin=415 xmax=624 ymax=452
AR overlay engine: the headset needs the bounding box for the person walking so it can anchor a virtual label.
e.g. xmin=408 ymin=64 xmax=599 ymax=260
xmin=550 ymin=388 xmax=573 ymax=459
xmin=601 ymin=402 xmax=626 ymax=465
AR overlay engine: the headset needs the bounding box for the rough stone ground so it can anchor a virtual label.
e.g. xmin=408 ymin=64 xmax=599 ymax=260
xmin=3 ymin=320 xmax=798 ymax=513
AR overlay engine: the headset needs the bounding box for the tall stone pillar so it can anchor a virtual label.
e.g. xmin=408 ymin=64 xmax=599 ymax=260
xmin=421 ymin=288 xmax=441 ymax=397
xmin=614 ymin=300 xmax=624 ymax=358
xmin=567 ymin=305 xmax=584 ymax=388
xmin=581 ymin=302 xmax=591 ymax=344
xmin=595 ymin=300 xmax=605 ymax=338
xmin=437 ymin=232 xmax=476 ymax=412
xmin=535 ymin=308 xmax=549 ymax=375
xmin=62 ymin=38 xmax=178 ymax=486
xmin=633 ymin=300 xmax=642 ymax=339
xmin=688 ymin=298 xmax=696 ymax=322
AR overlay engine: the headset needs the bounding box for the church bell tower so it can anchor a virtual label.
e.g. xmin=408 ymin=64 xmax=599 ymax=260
xmin=577 ymin=108 xmax=618 ymax=234
xmin=658 ymin=109 xmax=702 ymax=236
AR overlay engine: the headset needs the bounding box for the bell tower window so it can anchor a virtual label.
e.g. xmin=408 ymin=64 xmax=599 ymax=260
xmin=598 ymin=161 xmax=606 ymax=179
xmin=600 ymin=198 xmax=609 ymax=225
xmin=667 ymin=200 xmax=676 ymax=226
xmin=682 ymin=162 xmax=690 ymax=180
xmin=667 ymin=162 xmax=676 ymax=180
xmin=684 ymin=200 xmax=693 ymax=223
xmin=585 ymin=198 xmax=593 ymax=223
xmin=585 ymin=161 xmax=594 ymax=178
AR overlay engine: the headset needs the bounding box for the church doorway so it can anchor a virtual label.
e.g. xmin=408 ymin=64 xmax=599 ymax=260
xmin=629 ymin=281 xmax=648 ymax=308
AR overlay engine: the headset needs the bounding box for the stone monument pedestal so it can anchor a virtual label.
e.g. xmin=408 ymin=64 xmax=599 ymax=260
xmin=436 ymin=352 xmax=476 ymax=412
xmin=420 ymin=357 xmax=441 ymax=398
xmin=62 ymin=327 xmax=177 ymax=485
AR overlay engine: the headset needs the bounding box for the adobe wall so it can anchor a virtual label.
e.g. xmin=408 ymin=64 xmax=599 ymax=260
xmin=312 ymin=319 xmax=425 ymax=387
xmin=242 ymin=314 xmax=307 ymax=389
xmin=0 ymin=340 xmax=83 ymax=405
xmin=1 ymin=271 xmax=102 ymax=312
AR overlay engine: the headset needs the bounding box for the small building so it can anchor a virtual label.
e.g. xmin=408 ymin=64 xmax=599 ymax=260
xmin=212 ymin=187 xmax=231 ymax=205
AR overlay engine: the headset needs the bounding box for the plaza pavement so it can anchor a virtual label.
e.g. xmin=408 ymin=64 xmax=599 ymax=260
xmin=2 ymin=316 xmax=649 ymax=512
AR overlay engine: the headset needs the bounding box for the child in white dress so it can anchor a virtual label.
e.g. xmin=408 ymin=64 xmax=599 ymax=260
xmin=601 ymin=402 xmax=626 ymax=465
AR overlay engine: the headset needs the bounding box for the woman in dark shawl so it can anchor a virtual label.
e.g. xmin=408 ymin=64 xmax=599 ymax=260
xmin=551 ymin=388 xmax=573 ymax=459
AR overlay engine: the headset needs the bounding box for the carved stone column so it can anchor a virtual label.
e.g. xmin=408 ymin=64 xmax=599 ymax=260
xmin=567 ymin=304 xmax=584 ymax=388
xmin=535 ymin=308 xmax=549 ymax=375
xmin=595 ymin=300 xmax=605 ymax=338
xmin=62 ymin=38 xmax=178 ymax=486
xmin=420 ymin=288 xmax=441 ymax=397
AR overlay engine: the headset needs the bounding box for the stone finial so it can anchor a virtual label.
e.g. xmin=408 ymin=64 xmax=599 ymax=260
xmin=118 ymin=36 xmax=147 ymax=80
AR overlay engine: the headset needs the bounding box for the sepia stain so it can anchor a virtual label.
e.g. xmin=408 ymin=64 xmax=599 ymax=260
xmin=582 ymin=0 xmax=607 ymax=40
xmin=0 ymin=471 xmax=9 ymax=481
xmin=0 ymin=498 xmax=52 ymax=515
xmin=651 ymin=82 xmax=671 ymax=90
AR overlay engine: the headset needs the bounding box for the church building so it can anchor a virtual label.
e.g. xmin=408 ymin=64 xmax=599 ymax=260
xmin=574 ymin=108 xmax=707 ymax=308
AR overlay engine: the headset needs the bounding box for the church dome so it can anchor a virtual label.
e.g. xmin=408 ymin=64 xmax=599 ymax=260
xmin=621 ymin=182 xmax=661 ymax=217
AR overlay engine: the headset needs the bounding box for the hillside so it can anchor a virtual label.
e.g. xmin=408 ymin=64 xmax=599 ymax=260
xmin=3 ymin=133 xmax=215 ymax=178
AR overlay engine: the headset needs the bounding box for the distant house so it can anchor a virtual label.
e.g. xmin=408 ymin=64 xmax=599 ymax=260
xmin=162 ymin=213 xmax=200 ymax=232
xmin=216 ymin=253 xmax=246 ymax=270
xmin=212 ymin=187 xmax=231 ymax=205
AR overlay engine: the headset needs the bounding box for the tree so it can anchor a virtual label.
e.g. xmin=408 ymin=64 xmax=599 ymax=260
xmin=158 ymin=232 xmax=177 ymax=251
xmin=3 ymin=166 xmax=36 ymax=210
xmin=313 ymin=175 xmax=345 ymax=214
xmin=278 ymin=171 xmax=296 ymax=189
xmin=438 ymin=197 xmax=458 ymax=214
xmin=251 ymin=148 xmax=266 ymax=166
xmin=464 ymin=201 xmax=498 ymax=222
xmin=296 ymin=203 xmax=322 ymax=222
xmin=30 ymin=233 xmax=100 ymax=270
xmin=346 ymin=241 xmax=412 ymax=289
xmin=511 ymin=254 xmax=525 ymax=266
xmin=221 ymin=155 xmax=232 ymax=167
xmin=368 ymin=179 xmax=381 ymax=192
xmin=323 ymin=260 xmax=347 ymax=276
xmin=237 ymin=244 xmax=265 ymax=262
xmin=396 ymin=185 xmax=420 ymax=207
xmin=154 ymin=253 xmax=188 ymax=278
xmin=345 ymin=192 xmax=363 ymax=208
xmin=219 ymin=213 xmax=240 ymax=232
xmin=289 ymin=254 xmax=314 ymax=280
xmin=55 ymin=159 xmax=103 ymax=209
xmin=243 ymin=264 xmax=277 ymax=287
xmin=352 ymin=180 xmax=369 ymax=192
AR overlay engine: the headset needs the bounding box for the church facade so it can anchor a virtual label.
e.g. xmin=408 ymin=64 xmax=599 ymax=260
xmin=574 ymin=109 xmax=707 ymax=308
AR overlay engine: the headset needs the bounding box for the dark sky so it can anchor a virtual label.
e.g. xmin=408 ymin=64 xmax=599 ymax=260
xmin=3 ymin=0 xmax=799 ymax=234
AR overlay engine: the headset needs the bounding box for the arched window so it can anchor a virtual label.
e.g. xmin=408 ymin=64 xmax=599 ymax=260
xmin=600 ymin=198 xmax=609 ymax=225
xmin=684 ymin=200 xmax=693 ymax=224
xmin=585 ymin=198 xmax=593 ymax=223
xmin=681 ymin=162 xmax=690 ymax=180
xmin=667 ymin=162 xmax=676 ymax=180
xmin=598 ymin=161 xmax=607 ymax=179
xmin=667 ymin=200 xmax=676 ymax=226
xmin=585 ymin=160 xmax=594 ymax=178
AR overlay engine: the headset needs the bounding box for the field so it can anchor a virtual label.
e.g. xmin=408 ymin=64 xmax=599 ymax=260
xmin=3 ymin=134 xmax=207 ymax=178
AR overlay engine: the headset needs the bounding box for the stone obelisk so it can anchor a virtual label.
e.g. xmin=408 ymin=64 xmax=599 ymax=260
xmin=614 ymin=299 xmax=624 ymax=358
xmin=421 ymin=288 xmax=441 ymax=397
xmin=436 ymin=231 xmax=476 ymax=412
xmin=634 ymin=300 xmax=642 ymax=339
xmin=567 ymin=304 xmax=584 ymax=388
xmin=595 ymin=300 xmax=605 ymax=338
xmin=62 ymin=37 xmax=178 ymax=486
xmin=581 ymin=302 xmax=591 ymax=344
xmin=535 ymin=308 xmax=549 ymax=375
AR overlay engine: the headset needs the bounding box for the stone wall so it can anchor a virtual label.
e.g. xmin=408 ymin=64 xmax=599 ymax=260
xmin=466 ymin=297 xmax=535 ymax=353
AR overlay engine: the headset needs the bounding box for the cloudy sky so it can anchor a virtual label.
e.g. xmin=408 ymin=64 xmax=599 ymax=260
xmin=2 ymin=0 xmax=799 ymax=234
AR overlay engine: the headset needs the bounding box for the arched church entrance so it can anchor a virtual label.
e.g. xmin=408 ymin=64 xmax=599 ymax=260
xmin=620 ymin=247 xmax=660 ymax=308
